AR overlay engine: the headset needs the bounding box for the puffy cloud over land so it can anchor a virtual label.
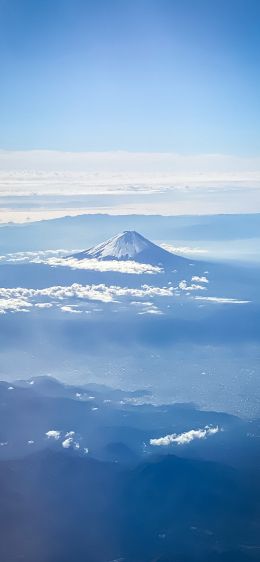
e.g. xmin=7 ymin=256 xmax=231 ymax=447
xmin=191 ymin=276 xmax=209 ymax=283
xmin=0 ymin=251 xmax=162 ymax=274
xmin=150 ymin=426 xmax=219 ymax=446
xmin=45 ymin=430 xmax=61 ymax=440
xmin=46 ymin=256 xmax=162 ymax=275
xmin=0 ymin=297 xmax=32 ymax=314
xmin=0 ymin=283 xmax=176 ymax=313
xmin=179 ymin=280 xmax=206 ymax=291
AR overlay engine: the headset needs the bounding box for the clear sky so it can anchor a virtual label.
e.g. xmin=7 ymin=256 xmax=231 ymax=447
xmin=1 ymin=0 xmax=260 ymax=154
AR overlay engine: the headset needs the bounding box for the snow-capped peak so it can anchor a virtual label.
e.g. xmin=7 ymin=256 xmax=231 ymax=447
xmin=71 ymin=230 xmax=192 ymax=267
xmin=74 ymin=231 xmax=155 ymax=261
xmin=86 ymin=231 xmax=152 ymax=260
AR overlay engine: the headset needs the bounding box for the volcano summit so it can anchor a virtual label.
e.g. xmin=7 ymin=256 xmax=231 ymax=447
xmin=71 ymin=230 xmax=192 ymax=267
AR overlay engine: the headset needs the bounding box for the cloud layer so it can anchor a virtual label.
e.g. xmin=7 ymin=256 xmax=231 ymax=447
xmin=1 ymin=150 xmax=260 ymax=196
xmin=0 ymin=150 xmax=260 ymax=220
xmin=0 ymin=283 xmax=176 ymax=313
xmin=195 ymin=296 xmax=250 ymax=304
xmin=46 ymin=256 xmax=162 ymax=275
xmin=0 ymin=251 xmax=161 ymax=274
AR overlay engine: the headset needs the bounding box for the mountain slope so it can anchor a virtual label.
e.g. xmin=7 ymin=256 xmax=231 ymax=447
xmin=0 ymin=450 xmax=259 ymax=562
xmin=71 ymin=230 xmax=191 ymax=267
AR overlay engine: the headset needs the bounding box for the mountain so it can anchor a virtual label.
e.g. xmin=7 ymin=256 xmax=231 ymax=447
xmin=0 ymin=450 xmax=259 ymax=562
xmin=71 ymin=230 xmax=191 ymax=266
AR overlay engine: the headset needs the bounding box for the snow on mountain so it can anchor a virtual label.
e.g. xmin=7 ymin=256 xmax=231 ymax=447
xmin=75 ymin=231 xmax=155 ymax=260
xmin=71 ymin=231 xmax=192 ymax=267
xmin=84 ymin=231 xmax=151 ymax=260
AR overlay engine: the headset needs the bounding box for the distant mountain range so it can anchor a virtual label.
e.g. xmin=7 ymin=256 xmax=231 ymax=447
xmin=1 ymin=213 xmax=260 ymax=255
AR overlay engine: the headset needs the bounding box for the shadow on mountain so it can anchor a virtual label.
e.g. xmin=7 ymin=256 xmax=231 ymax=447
xmin=0 ymin=449 xmax=259 ymax=562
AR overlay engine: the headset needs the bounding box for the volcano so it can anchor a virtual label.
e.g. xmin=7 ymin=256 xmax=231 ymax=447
xmin=71 ymin=231 xmax=192 ymax=267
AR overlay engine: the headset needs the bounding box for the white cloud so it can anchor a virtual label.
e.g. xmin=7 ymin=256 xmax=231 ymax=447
xmin=0 ymin=251 xmax=162 ymax=274
xmin=45 ymin=429 xmax=79 ymax=449
xmin=1 ymin=151 xmax=260 ymax=220
xmin=34 ymin=302 xmax=53 ymax=308
xmin=61 ymin=431 xmax=79 ymax=449
xmin=0 ymin=150 xmax=260 ymax=196
xmin=65 ymin=431 xmax=75 ymax=437
xmin=150 ymin=426 xmax=219 ymax=446
xmin=0 ymin=297 xmax=32 ymax=314
xmin=0 ymin=283 xmax=175 ymax=312
xmin=130 ymin=300 xmax=154 ymax=306
xmin=138 ymin=307 xmax=164 ymax=315
xmin=194 ymin=296 xmax=250 ymax=304
xmin=179 ymin=280 xmax=206 ymax=291
xmin=161 ymin=244 xmax=209 ymax=256
xmin=45 ymin=256 xmax=162 ymax=275
xmin=45 ymin=430 xmax=61 ymax=440
xmin=60 ymin=305 xmax=82 ymax=314
xmin=62 ymin=437 xmax=74 ymax=448
xmin=191 ymin=276 xmax=209 ymax=283
xmin=44 ymin=429 xmax=80 ymax=449
xmin=0 ymin=249 xmax=71 ymax=263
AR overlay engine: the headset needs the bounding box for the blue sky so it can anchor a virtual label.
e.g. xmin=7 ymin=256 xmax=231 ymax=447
xmin=1 ymin=0 xmax=260 ymax=154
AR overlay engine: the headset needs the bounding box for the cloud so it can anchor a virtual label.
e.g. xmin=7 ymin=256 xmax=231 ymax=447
xmin=0 ymin=297 xmax=32 ymax=314
xmin=0 ymin=249 xmax=71 ymax=263
xmin=191 ymin=276 xmax=209 ymax=283
xmin=0 ymin=151 xmax=260 ymax=221
xmin=65 ymin=431 xmax=75 ymax=438
xmin=0 ymin=283 xmax=175 ymax=312
xmin=61 ymin=437 xmax=74 ymax=448
xmin=150 ymin=426 xmax=219 ymax=446
xmin=0 ymin=150 xmax=260 ymax=196
xmin=60 ymin=305 xmax=82 ymax=314
xmin=179 ymin=280 xmax=206 ymax=291
xmin=194 ymin=296 xmax=250 ymax=304
xmin=0 ymin=251 xmax=162 ymax=274
xmin=130 ymin=300 xmax=154 ymax=306
xmin=45 ymin=430 xmax=61 ymax=440
xmin=45 ymin=256 xmax=162 ymax=275
xmin=45 ymin=429 xmax=80 ymax=449
xmin=161 ymin=244 xmax=209 ymax=256
xmin=61 ymin=431 xmax=79 ymax=449
xmin=138 ymin=307 xmax=164 ymax=315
